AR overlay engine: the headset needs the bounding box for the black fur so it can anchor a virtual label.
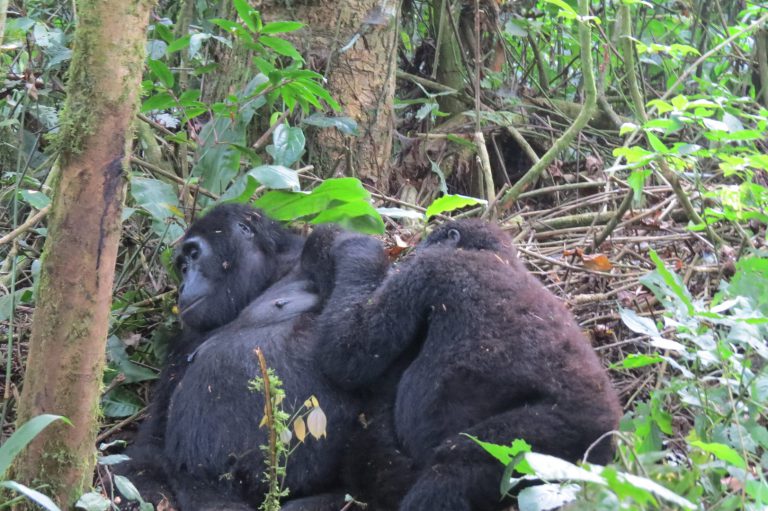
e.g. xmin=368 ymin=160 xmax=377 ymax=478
xmin=312 ymin=220 xmax=622 ymax=511
xmin=117 ymin=205 xmax=356 ymax=511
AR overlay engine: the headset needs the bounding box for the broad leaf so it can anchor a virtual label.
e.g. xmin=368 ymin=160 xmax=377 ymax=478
xmin=1 ymin=481 xmax=61 ymax=511
xmin=425 ymin=194 xmax=486 ymax=219
xmin=0 ymin=415 xmax=68 ymax=477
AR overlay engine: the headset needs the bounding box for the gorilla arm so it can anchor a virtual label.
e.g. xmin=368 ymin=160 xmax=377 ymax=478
xmin=314 ymin=236 xmax=429 ymax=390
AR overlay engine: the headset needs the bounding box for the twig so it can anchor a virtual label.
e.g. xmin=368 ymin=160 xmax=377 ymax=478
xmin=130 ymin=156 xmax=219 ymax=199
xmin=253 ymin=110 xmax=290 ymax=150
xmin=254 ymin=347 xmax=278 ymax=496
xmin=0 ymin=205 xmax=51 ymax=246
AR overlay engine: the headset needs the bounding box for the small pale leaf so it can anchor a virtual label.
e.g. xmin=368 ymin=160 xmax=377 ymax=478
xmin=307 ymin=407 xmax=328 ymax=440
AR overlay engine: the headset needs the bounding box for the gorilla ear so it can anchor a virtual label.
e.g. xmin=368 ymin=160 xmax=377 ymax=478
xmin=237 ymin=221 xmax=254 ymax=239
xmin=448 ymin=228 xmax=461 ymax=244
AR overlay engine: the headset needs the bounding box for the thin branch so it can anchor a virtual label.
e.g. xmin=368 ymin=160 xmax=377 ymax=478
xmin=0 ymin=205 xmax=51 ymax=246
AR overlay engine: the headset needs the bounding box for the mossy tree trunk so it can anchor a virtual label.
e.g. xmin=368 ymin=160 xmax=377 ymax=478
xmin=12 ymin=0 xmax=153 ymax=506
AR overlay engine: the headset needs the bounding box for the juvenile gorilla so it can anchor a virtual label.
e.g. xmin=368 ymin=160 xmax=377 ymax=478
xmin=313 ymin=220 xmax=622 ymax=511
xmin=119 ymin=204 xmax=357 ymax=511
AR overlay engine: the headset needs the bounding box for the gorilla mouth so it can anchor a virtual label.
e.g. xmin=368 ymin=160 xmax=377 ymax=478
xmin=179 ymin=296 xmax=206 ymax=317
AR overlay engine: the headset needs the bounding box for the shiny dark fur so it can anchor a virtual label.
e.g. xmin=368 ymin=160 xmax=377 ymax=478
xmin=117 ymin=205 xmax=356 ymax=511
xmin=312 ymin=220 xmax=622 ymax=511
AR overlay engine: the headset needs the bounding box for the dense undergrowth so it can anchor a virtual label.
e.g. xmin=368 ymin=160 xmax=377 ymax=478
xmin=2 ymin=0 xmax=768 ymax=509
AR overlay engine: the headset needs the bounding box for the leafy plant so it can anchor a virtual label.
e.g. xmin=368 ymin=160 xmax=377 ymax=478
xmin=0 ymin=415 xmax=69 ymax=510
xmin=249 ymin=349 xmax=328 ymax=509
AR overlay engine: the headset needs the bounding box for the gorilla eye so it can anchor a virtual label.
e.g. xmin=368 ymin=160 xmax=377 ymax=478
xmin=180 ymin=263 xmax=189 ymax=275
xmin=448 ymin=228 xmax=461 ymax=243
xmin=237 ymin=222 xmax=253 ymax=237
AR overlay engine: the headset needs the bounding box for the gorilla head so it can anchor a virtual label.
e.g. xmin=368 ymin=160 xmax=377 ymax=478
xmin=174 ymin=204 xmax=303 ymax=332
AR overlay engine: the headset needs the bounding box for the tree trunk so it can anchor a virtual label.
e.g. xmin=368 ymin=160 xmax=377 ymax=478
xmin=12 ymin=0 xmax=153 ymax=506
xmin=251 ymin=1 xmax=398 ymax=188
xmin=304 ymin=1 xmax=400 ymax=187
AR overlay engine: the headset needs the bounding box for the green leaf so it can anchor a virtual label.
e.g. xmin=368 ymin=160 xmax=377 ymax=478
xmin=646 ymin=132 xmax=669 ymax=153
xmin=114 ymin=475 xmax=144 ymax=501
xmin=166 ymin=35 xmax=191 ymax=54
xmin=247 ymin=165 xmax=300 ymax=191
xmin=141 ymin=92 xmax=176 ymax=112
xmin=102 ymin=387 xmax=143 ymax=418
xmin=0 ymin=481 xmax=62 ymax=511
xmin=311 ymin=201 xmax=385 ymax=234
xmin=0 ymin=414 xmax=68 ymax=477
xmin=19 ymin=189 xmax=50 ymax=209
xmin=259 ymin=36 xmax=303 ymax=61
xmin=642 ymin=250 xmax=694 ymax=315
xmin=106 ymin=336 xmax=158 ymax=384
xmin=627 ymin=168 xmax=651 ymax=202
xmin=613 ymin=353 xmax=664 ymax=369
xmin=261 ymin=21 xmax=304 ymax=34
xmin=425 ymin=194 xmax=486 ymax=219
xmin=689 ymin=440 xmax=747 ymax=469
xmin=465 ymin=434 xmax=531 ymax=466
xmin=255 ymin=178 xmax=370 ymax=221
xmin=517 ymin=484 xmax=579 ymax=511
xmin=267 ymin=124 xmax=305 ymax=167
xmin=233 ymin=0 xmax=258 ymax=32
xmin=148 ymin=59 xmax=174 ymax=88
xmin=619 ymin=308 xmax=659 ymax=337
xmin=129 ymin=177 xmax=185 ymax=240
xmin=542 ymin=0 xmax=577 ymax=16
xmin=75 ymin=492 xmax=110 ymax=511
xmin=303 ymin=114 xmax=359 ymax=135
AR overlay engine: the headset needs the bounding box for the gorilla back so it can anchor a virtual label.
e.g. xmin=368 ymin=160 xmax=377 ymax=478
xmin=314 ymin=220 xmax=621 ymax=511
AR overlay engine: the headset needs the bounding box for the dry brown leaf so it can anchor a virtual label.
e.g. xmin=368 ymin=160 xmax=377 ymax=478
xmin=581 ymin=253 xmax=613 ymax=271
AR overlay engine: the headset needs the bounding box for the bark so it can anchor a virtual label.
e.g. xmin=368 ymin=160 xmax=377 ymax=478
xmin=12 ymin=0 xmax=153 ymax=506
xmin=236 ymin=1 xmax=397 ymax=187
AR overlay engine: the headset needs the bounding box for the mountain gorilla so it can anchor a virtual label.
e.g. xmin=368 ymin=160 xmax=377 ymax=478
xmin=117 ymin=204 xmax=357 ymax=511
xmin=312 ymin=220 xmax=622 ymax=511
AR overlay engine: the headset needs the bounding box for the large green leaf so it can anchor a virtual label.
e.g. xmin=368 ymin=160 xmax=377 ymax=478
xmin=247 ymin=165 xmax=300 ymax=191
xmin=311 ymin=201 xmax=385 ymax=234
xmin=0 ymin=414 xmax=68 ymax=477
xmin=254 ymin=177 xmax=370 ymax=221
xmin=425 ymin=194 xmax=486 ymax=219
xmin=129 ymin=176 xmax=185 ymax=240
xmin=266 ymin=124 xmax=305 ymax=167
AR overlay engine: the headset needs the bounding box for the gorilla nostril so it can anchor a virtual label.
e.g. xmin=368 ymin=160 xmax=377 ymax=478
xmin=179 ymin=283 xmax=185 ymax=294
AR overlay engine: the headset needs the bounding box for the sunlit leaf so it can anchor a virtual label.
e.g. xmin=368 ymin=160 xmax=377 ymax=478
xmin=425 ymin=194 xmax=486 ymax=219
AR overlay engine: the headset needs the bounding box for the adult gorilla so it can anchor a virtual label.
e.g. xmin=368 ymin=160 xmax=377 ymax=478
xmin=118 ymin=204 xmax=357 ymax=511
xmin=312 ymin=220 xmax=622 ymax=511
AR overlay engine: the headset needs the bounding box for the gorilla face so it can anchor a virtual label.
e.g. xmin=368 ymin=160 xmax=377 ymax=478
xmin=174 ymin=205 xmax=282 ymax=332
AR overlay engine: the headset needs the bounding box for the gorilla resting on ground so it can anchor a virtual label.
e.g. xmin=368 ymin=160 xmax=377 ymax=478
xmin=117 ymin=204 xmax=357 ymax=511
xmin=312 ymin=220 xmax=622 ymax=511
